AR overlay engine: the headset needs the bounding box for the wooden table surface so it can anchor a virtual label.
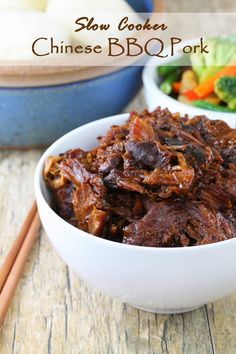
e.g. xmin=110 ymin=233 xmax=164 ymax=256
xmin=1 ymin=1 xmax=236 ymax=353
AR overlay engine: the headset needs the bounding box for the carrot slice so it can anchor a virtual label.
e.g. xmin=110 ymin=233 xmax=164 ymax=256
xmin=193 ymin=61 xmax=236 ymax=99
xmin=172 ymin=82 xmax=181 ymax=93
xmin=184 ymin=90 xmax=199 ymax=101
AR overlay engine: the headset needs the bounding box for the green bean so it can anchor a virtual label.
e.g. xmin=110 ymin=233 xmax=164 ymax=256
xmin=159 ymin=71 xmax=180 ymax=95
xmin=193 ymin=100 xmax=236 ymax=112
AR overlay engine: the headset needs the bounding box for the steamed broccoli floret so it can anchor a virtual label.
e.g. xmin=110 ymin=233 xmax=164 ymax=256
xmin=215 ymin=76 xmax=236 ymax=110
xmin=190 ymin=36 xmax=236 ymax=83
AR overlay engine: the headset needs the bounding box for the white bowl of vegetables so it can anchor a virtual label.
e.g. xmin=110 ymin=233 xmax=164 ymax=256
xmin=143 ymin=36 xmax=236 ymax=126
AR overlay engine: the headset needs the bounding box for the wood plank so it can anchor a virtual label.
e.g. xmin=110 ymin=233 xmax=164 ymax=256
xmin=206 ymin=297 xmax=236 ymax=354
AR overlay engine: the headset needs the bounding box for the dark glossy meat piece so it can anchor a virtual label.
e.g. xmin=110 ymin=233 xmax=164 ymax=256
xmin=185 ymin=203 xmax=234 ymax=245
xmin=64 ymin=148 xmax=87 ymax=160
xmin=72 ymin=183 xmax=97 ymax=231
xmin=44 ymin=108 xmax=236 ymax=247
xmin=98 ymin=125 xmax=128 ymax=145
xmin=222 ymin=209 xmax=236 ymax=236
xmin=123 ymin=201 xmax=189 ymax=247
xmin=104 ymin=169 xmax=146 ymax=194
xmin=60 ymin=159 xmax=91 ymax=185
xmin=87 ymin=208 xmax=108 ymax=236
xmin=124 ymin=201 xmax=235 ymax=247
xmin=125 ymin=141 xmax=171 ymax=169
xmin=184 ymin=144 xmax=214 ymax=170
xmin=222 ymin=146 xmax=236 ymax=165
xmin=129 ymin=117 xmax=155 ymax=141
xmin=98 ymin=153 xmax=122 ymax=174
xmin=72 ymin=182 xmax=107 ymax=234
xmin=90 ymin=175 xmax=107 ymax=198
xmin=53 ymin=182 xmax=74 ymax=220
xmin=60 ymin=158 xmax=107 ymax=198
xmin=188 ymin=116 xmax=236 ymax=165
xmin=221 ymin=164 xmax=236 ymax=199
xmin=143 ymin=152 xmax=195 ymax=196
xmin=200 ymin=184 xmax=232 ymax=210
xmin=108 ymin=191 xmax=143 ymax=222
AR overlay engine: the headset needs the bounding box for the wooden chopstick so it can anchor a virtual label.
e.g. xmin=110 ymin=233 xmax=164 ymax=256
xmin=0 ymin=201 xmax=37 ymax=293
xmin=0 ymin=204 xmax=41 ymax=327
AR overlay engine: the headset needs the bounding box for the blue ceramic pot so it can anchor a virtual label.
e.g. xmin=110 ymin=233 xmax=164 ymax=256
xmin=0 ymin=0 xmax=153 ymax=147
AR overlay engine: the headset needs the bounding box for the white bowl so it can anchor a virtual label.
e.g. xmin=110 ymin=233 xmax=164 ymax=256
xmin=35 ymin=114 xmax=236 ymax=314
xmin=143 ymin=56 xmax=236 ymax=127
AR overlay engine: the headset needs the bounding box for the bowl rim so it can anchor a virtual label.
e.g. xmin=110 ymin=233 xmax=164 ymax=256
xmin=142 ymin=40 xmax=236 ymax=119
xmin=34 ymin=113 xmax=236 ymax=253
